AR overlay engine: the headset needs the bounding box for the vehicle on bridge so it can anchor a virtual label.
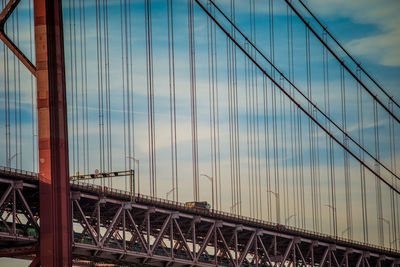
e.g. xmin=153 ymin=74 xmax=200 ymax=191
xmin=185 ymin=201 xmax=210 ymax=211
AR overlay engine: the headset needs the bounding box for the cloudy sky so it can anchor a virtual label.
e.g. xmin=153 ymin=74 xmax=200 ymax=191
xmin=1 ymin=0 xmax=400 ymax=265
xmin=307 ymin=0 xmax=400 ymax=94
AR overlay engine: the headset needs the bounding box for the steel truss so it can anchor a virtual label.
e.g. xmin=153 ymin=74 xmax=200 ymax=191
xmin=0 ymin=170 xmax=399 ymax=266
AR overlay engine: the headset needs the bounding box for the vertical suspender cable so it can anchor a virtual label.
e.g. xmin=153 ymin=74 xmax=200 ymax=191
xmin=214 ymin=11 xmax=222 ymax=211
xmin=106 ymin=0 xmax=112 ymax=177
xmin=124 ymin=0 xmax=130 ymax=175
xmin=244 ymin=42 xmax=252 ymax=217
xmin=167 ymin=0 xmax=178 ymax=201
xmin=16 ymin=7 xmax=22 ymax=169
xmin=252 ymin=0 xmax=262 ymax=219
xmin=230 ymin=0 xmax=241 ymax=215
xmin=4 ymin=0 xmax=10 ymax=168
xmin=68 ymin=0 xmax=76 ymax=175
xmin=120 ymin=0 xmax=127 ymax=188
xmin=249 ymin=0 xmax=255 ymax=218
xmin=389 ymin=100 xmax=398 ymax=249
xmin=83 ymin=0 xmax=89 ymax=175
xmin=305 ymin=25 xmax=316 ymax=232
xmin=145 ymin=0 xmax=156 ymax=197
xmin=12 ymin=6 xmax=16 ymax=169
xmin=29 ymin=0 xmax=36 ymax=172
xmin=268 ymin=0 xmax=280 ymax=224
xmin=356 ymin=69 xmax=368 ymax=243
xmin=79 ymin=0 xmax=86 ymax=174
xmin=207 ymin=2 xmax=214 ymax=209
xmin=340 ymin=64 xmax=353 ymax=239
xmin=95 ymin=0 xmax=103 ymax=176
xmin=188 ymin=0 xmax=199 ymax=201
xmin=374 ymin=99 xmax=384 ymax=245
xmin=73 ymin=0 xmax=79 ymax=174
xmin=128 ymin=0 xmax=136 ymax=194
xmin=287 ymin=2 xmax=297 ymax=226
xmin=227 ymin=35 xmax=234 ymax=212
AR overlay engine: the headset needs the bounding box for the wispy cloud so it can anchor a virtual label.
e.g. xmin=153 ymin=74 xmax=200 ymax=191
xmin=307 ymin=0 xmax=400 ymax=67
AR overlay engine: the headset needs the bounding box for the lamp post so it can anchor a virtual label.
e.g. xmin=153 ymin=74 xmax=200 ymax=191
xmin=7 ymin=152 xmax=19 ymax=168
xmin=166 ymin=187 xmax=175 ymax=200
xmin=324 ymin=204 xmax=337 ymax=236
xmin=230 ymin=201 xmax=241 ymax=214
xmin=285 ymin=214 xmax=296 ymax=225
xmin=265 ymin=189 xmax=280 ymax=223
xmin=341 ymin=226 xmax=351 ymax=238
xmin=201 ymin=173 xmax=214 ymax=209
xmin=379 ymin=217 xmax=391 ymax=248
xmin=391 ymin=239 xmax=399 ymax=250
xmin=266 ymin=189 xmax=279 ymax=199
xmin=126 ymin=156 xmax=140 ymax=194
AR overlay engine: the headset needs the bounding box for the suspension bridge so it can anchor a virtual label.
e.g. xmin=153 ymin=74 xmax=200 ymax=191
xmin=0 ymin=0 xmax=399 ymax=266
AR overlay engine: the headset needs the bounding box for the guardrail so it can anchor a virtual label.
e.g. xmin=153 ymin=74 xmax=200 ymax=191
xmin=1 ymin=167 xmax=398 ymax=256
xmin=70 ymin=179 xmax=400 ymax=256
xmin=0 ymin=166 xmax=38 ymax=179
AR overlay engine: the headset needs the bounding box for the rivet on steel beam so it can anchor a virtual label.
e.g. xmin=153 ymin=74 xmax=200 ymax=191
xmin=147 ymin=207 xmax=156 ymax=213
xmin=293 ymin=237 xmax=301 ymax=244
xmin=99 ymin=197 xmax=107 ymax=205
xmin=71 ymin=191 xmax=81 ymax=201
xmin=123 ymin=202 xmax=132 ymax=210
xmin=193 ymin=216 xmax=201 ymax=223
xmin=235 ymin=225 xmax=243 ymax=231
xmin=14 ymin=180 xmax=23 ymax=190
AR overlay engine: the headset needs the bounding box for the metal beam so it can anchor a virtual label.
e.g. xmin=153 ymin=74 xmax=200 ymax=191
xmin=34 ymin=0 xmax=71 ymax=265
xmin=1 ymin=177 xmax=400 ymax=266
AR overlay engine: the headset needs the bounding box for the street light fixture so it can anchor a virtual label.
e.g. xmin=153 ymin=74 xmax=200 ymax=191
xmin=7 ymin=152 xmax=19 ymax=167
xmin=391 ymin=238 xmax=399 ymax=249
xmin=285 ymin=214 xmax=296 ymax=225
xmin=324 ymin=204 xmax=338 ymax=236
xmin=166 ymin=187 xmax=175 ymax=200
xmin=230 ymin=201 xmax=241 ymax=214
xmin=126 ymin=156 xmax=140 ymax=194
xmin=341 ymin=226 xmax=351 ymax=238
xmin=201 ymin=173 xmax=214 ymax=209
xmin=265 ymin=189 xmax=279 ymax=199
xmin=265 ymin=189 xmax=280 ymax=223
xmin=378 ymin=217 xmax=391 ymax=248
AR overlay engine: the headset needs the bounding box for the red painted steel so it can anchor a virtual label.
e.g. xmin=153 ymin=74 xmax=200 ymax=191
xmin=34 ymin=0 xmax=71 ymax=266
xmin=0 ymin=0 xmax=37 ymax=76
xmin=28 ymin=255 xmax=40 ymax=267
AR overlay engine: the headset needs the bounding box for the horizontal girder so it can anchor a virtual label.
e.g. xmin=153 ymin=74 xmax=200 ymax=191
xmin=0 ymin=169 xmax=399 ymax=266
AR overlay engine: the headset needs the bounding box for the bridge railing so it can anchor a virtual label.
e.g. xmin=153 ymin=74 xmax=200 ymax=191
xmin=70 ymin=179 xmax=400 ymax=255
xmin=0 ymin=168 xmax=398 ymax=255
xmin=0 ymin=166 xmax=38 ymax=179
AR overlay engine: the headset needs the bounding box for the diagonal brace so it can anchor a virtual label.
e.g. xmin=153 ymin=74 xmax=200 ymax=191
xmin=0 ymin=0 xmax=37 ymax=76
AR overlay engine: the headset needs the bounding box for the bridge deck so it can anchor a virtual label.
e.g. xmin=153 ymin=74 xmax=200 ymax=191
xmin=1 ymin=167 xmax=399 ymax=266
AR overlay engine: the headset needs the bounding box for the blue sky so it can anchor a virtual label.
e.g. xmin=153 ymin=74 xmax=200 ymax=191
xmin=0 ymin=1 xmax=400 ymax=265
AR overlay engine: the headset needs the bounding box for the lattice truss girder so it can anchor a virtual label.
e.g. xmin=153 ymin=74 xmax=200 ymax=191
xmin=0 ymin=177 xmax=39 ymax=242
xmin=0 ymin=175 xmax=399 ymax=266
xmin=71 ymin=192 xmax=400 ymax=266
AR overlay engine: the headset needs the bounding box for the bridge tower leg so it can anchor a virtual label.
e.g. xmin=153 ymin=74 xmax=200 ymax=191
xmin=34 ymin=0 xmax=72 ymax=266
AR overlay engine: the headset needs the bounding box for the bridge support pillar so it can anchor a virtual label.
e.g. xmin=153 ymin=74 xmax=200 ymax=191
xmin=34 ymin=0 xmax=71 ymax=266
